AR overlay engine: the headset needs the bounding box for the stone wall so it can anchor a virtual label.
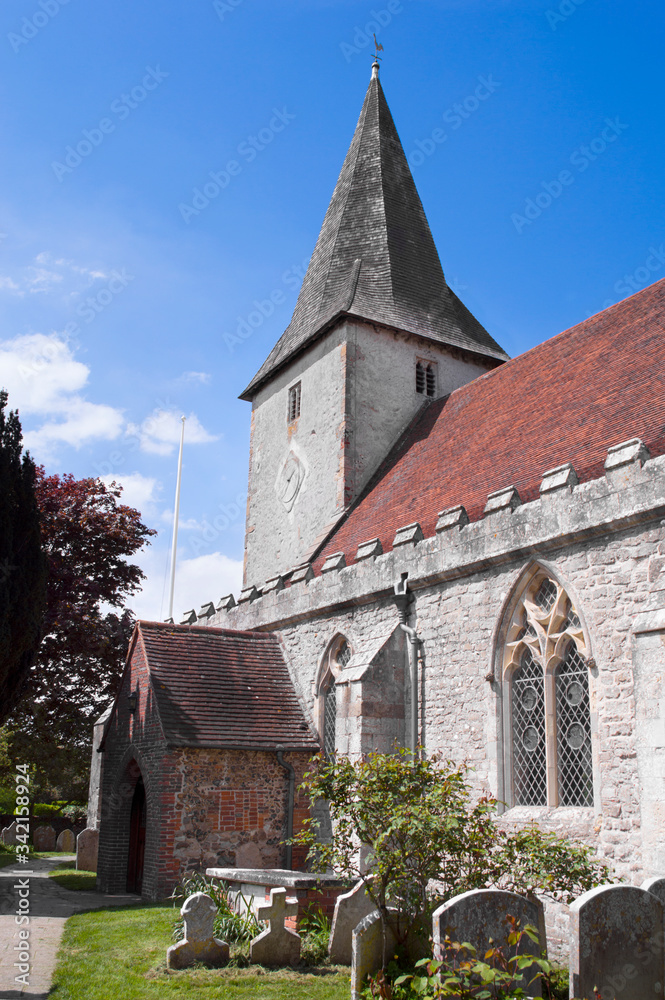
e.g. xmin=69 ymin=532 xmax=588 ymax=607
xmin=243 ymin=316 xmax=493 ymax=587
xmin=205 ymin=446 xmax=665 ymax=898
xmin=170 ymin=748 xmax=314 ymax=876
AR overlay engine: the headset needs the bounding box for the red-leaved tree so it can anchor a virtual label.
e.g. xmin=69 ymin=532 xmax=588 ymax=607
xmin=5 ymin=472 xmax=156 ymax=801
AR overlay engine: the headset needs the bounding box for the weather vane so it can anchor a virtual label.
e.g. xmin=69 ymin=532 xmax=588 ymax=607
xmin=373 ymin=34 xmax=384 ymax=62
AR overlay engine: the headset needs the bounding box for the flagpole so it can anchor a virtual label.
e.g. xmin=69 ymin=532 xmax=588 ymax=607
xmin=167 ymin=415 xmax=186 ymax=621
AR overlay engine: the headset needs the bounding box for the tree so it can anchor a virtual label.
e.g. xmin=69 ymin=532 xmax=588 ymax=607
xmin=5 ymin=472 xmax=156 ymax=801
xmin=294 ymin=747 xmax=612 ymax=968
xmin=0 ymin=390 xmax=47 ymax=725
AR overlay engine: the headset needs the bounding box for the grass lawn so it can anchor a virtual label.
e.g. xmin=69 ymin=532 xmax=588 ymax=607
xmin=49 ymin=864 xmax=97 ymax=890
xmin=50 ymin=903 xmax=350 ymax=1000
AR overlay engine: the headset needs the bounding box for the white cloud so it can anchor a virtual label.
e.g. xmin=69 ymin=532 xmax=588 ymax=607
xmin=128 ymin=547 xmax=243 ymax=622
xmin=0 ymin=333 xmax=124 ymax=455
xmin=0 ymin=251 xmax=110 ymax=299
xmin=179 ymin=371 xmax=211 ymax=385
xmin=100 ymin=472 xmax=161 ymax=519
xmin=127 ymin=409 xmax=218 ymax=456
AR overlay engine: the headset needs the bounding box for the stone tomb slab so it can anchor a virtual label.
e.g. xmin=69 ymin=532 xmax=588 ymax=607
xmin=166 ymin=892 xmax=229 ymax=969
xmin=249 ymin=887 xmax=300 ymax=966
xmin=33 ymin=825 xmax=56 ymax=852
xmin=570 ymin=883 xmax=664 ymax=1000
xmin=329 ymin=878 xmax=376 ymax=965
xmin=76 ymin=828 xmax=99 ymax=872
xmin=433 ymin=889 xmax=547 ymax=998
xmin=56 ymin=828 xmax=75 ymax=853
xmin=643 ymin=876 xmax=665 ymax=911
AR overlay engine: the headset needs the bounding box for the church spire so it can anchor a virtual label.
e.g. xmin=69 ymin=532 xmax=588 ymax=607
xmin=241 ymin=67 xmax=507 ymax=401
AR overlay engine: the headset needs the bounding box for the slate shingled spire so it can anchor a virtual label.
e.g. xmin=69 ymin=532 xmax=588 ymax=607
xmin=240 ymin=64 xmax=507 ymax=401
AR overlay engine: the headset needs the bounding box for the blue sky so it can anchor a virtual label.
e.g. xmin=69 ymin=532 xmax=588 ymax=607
xmin=1 ymin=0 xmax=663 ymax=621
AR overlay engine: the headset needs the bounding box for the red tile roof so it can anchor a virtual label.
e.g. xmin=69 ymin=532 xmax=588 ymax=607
xmin=315 ymin=278 xmax=665 ymax=571
xmin=135 ymin=621 xmax=319 ymax=751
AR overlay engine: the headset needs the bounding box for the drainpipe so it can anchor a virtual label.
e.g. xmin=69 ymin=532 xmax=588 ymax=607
xmin=276 ymin=746 xmax=294 ymax=869
xmin=394 ymin=574 xmax=419 ymax=754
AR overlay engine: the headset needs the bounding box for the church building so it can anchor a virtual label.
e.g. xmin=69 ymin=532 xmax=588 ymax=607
xmin=96 ymin=62 xmax=665 ymax=907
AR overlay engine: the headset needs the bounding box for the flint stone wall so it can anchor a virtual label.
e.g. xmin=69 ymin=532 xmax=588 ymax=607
xmin=202 ymin=452 xmax=665 ymax=961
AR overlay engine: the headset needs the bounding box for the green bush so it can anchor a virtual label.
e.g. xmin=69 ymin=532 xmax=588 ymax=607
xmin=61 ymin=802 xmax=87 ymax=822
xmin=0 ymin=786 xmax=17 ymax=814
xmin=33 ymin=802 xmax=62 ymax=818
xmin=294 ymin=747 xmax=613 ymax=970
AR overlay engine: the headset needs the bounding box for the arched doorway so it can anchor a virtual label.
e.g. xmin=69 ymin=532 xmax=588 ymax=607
xmin=126 ymin=777 xmax=146 ymax=893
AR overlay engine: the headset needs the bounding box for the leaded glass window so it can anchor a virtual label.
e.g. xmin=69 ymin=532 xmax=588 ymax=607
xmin=511 ymin=652 xmax=547 ymax=806
xmin=336 ymin=641 xmax=351 ymax=668
xmin=555 ymin=643 xmax=593 ymax=806
xmin=503 ymin=573 xmax=594 ymax=809
xmin=323 ymin=682 xmax=336 ymax=759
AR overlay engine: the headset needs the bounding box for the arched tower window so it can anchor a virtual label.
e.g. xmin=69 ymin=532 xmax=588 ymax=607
xmin=503 ymin=572 xmax=593 ymax=808
xmin=317 ymin=636 xmax=353 ymax=759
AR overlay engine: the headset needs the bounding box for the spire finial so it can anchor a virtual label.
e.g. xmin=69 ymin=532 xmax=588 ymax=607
xmin=372 ymin=33 xmax=383 ymax=79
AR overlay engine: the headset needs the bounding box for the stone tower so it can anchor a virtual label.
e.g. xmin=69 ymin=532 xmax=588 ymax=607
xmin=240 ymin=64 xmax=508 ymax=588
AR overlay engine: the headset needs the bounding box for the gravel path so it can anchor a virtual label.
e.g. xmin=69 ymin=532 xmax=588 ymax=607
xmin=0 ymin=855 xmax=141 ymax=998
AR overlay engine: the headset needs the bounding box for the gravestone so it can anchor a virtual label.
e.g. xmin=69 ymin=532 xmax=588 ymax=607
xmin=1 ymin=822 xmax=17 ymax=846
xmin=56 ymin=828 xmax=75 ymax=853
xmin=249 ymin=887 xmax=300 ymax=966
xmin=329 ymin=878 xmax=376 ymax=965
xmin=643 ymin=875 xmax=665 ymax=910
xmin=351 ymin=908 xmax=400 ymax=1000
xmin=166 ymin=892 xmax=229 ymax=969
xmin=433 ymin=889 xmax=547 ymax=998
xmin=76 ymin=828 xmax=99 ymax=872
xmin=33 ymin=825 xmax=56 ymax=852
xmin=570 ymin=884 xmax=664 ymax=1000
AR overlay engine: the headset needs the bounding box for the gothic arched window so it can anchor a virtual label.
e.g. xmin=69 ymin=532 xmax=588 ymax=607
xmin=503 ymin=573 xmax=593 ymax=808
xmin=317 ymin=636 xmax=353 ymax=760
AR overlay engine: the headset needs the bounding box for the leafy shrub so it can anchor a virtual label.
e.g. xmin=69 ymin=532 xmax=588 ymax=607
xmin=170 ymin=871 xmax=261 ymax=945
xmin=0 ymin=786 xmax=17 ymax=814
xmin=60 ymin=803 xmax=87 ymax=822
xmin=33 ymin=803 xmax=61 ymax=818
xmin=294 ymin=747 xmax=613 ymax=969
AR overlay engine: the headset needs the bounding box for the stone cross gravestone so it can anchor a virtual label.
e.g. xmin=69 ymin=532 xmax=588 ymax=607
xmin=1 ymin=822 xmax=18 ymax=846
xmin=570 ymin=884 xmax=664 ymax=1000
xmin=249 ymin=887 xmax=300 ymax=966
xmin=56 ymin=828 xmax=75 ymax=853
xmin=433 ymin=889 xmax=547 ymax=998
xmin=329 ymin=878 xmax=376 ymax=965
xmin=166 ymin=892 xmax=230 ymax=969
xmin=76 ymin=828 xmax=99 ymax=872
xmin=33 ymin=825 xmax=56 ymax=852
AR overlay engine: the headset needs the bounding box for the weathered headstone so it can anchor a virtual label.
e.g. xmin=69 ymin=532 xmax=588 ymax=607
xmin=329 ymin=878 xmax=376 ymax=965
xmin=76 ymin=828 xmax=99 ymax=872
xmin=249 ymin=887 xmax=300 ymax=966
xmin=166 ymin=892 xmax=229 ymax=970
xmin=1 ymin=822 xmax=18 ymax=846
xmin=433 ymin=889 xmax=547 ymax=998
xmin=55 ymin=828 xmax=75 ymax=853
xmin=33 ymin=825 xmax=56 ymax=852
xmin=351 ymin=908 xmax=400 ymax=1000
xmin=643 ymin=875 xmax=665 ymax=910
xmin=570 ymin=884 xmax=664 ymax=1000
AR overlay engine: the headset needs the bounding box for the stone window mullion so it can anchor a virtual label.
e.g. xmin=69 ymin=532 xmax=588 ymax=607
xmin=544 ymin=670 xmax=559 ymax=807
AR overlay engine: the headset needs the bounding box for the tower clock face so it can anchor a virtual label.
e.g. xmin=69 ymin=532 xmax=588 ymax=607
xmin=276 ymin=450 xmax=305 ymax=512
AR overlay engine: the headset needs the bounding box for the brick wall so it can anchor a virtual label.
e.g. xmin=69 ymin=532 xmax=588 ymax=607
xmin=97 ymin=632 xmax=317 ymax=900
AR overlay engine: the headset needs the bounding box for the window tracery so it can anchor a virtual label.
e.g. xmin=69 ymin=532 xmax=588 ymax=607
xmin=503 ymin=573 xmax=593 ymax=808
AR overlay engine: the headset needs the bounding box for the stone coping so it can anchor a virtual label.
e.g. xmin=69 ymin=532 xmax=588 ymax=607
xmin=206 ymin=867 xmax=348 ymax=889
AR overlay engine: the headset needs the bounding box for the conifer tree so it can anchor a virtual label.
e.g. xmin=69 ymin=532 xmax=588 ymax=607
xmin=0 ymin=390 xmax=47 ymax=725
